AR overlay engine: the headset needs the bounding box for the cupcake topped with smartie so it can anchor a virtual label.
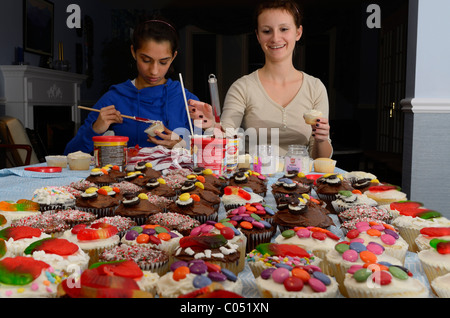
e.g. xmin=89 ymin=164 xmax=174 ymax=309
xmin=314 ymin=173 xmax=354 ymax=202
xmin=85 ymin=167 xmax=116 ymax=187
xmin=134 ymin=161 xmax=162 ymax=179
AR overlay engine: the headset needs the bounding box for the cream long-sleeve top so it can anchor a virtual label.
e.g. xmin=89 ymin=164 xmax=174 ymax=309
xmin=220 ymin=70 xmax=330 ymax=156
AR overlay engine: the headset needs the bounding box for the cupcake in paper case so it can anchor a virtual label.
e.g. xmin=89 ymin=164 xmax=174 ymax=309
xmin=190 ymin=167 xmax=229 ymax=195
xmin=344 ymin=221 xmax=409 ymax=263
xmin=391 ymin=208 xmax=450 ymax=252
xmin=102 ymin=164 xmax=127 ymax=182
xmin=140 ymin=177 xmax=177 ymax=201
xmin=12 ymin=213 xmax=71 ymax=238
xmin=49 ymin=209 xmax=96 ymax=228
xmin=110 ymin=181 xmax=142 ymax=197
xmin=75 ymin=186 xmax=120 ymax=217
xmin=417 ymin=238 xmax=450 ymax=287
xmin=23 ymin=237 xmax=90 ymax=274
xmin=364 ymin=185 xmax=407 ymax=206
xmin=100 ymin=244 xmax=170 ymax=276
xmin=314 ymin=173 xmax=354 ymax=202
xmin=338 ymin=204 xmax=393 ymax=225
xmin=120 ymin=224 xmax=182 ymax=265
xmin=228 ymin=170 xmax=267 ymax=197
xmin=221 ymin=186 xmax=265 ymax=211
xmin=303 ymin=109 xmax=323 ymax=125
xmin=415 ymin=227 xmax=450 ymax=251
xmin=271 ymin=177 xmax=311 ymax=203
xmin=114 ymin=193 xmax=163 ymax=225
xmin=342 ymin=171 xmax=381 ymax=193
xmin=190 ymin=221 xmax=247 ymax=273
xmin=31 ymin=186 xmax=76 ymax=212
xmin=326 ymin=241 xmax=402 ymax=297
xmin=184 ymin=174 xmax=221 ymax=196
xmin=166 ymin=193 xmax=217 ymax=224
xmin=0 ymin=199 xmax=41 ymax=223
xmin=274 ymin=227 xmax=341 ymax=275
xmin=57 ymin=260 xmax=155 ymax=298
xmin=280 ymin=170 xmax=314 ymax=190
xmin=133 ymin=161 xmax=162 ymax=179
xmin=431 ymin=272 xmax=450 ymax=298
xmin=62 ymin=223 xmax=120 ymax=266
xmin=177 ymin=180 xmax=221 ymax=211
xmin=85 ymin=167 xmax=117 ymax=187
xmin=173 ymin=234 xmax=241 ymax=275
xmin=0 ymin=256 xmax=65 ymax=298
xmin=343 ymin=263 xmax=429 ymax=298
xmin=146 ymin=212 xmax=200 ymax=237
xmin=0 ymin=226 xmax=51 ymax=256
xmin=331 ymin=190 xmax=378 ymax=213
xmin=255 ymin=262 xmax=339 ymax=298
xmin=91 ymin=215 xmax=137 ymax=238
xmin=246 ymin=242 xmax=321 ymax=278
xmin=156 ymin=259 xmax=243 ymax=298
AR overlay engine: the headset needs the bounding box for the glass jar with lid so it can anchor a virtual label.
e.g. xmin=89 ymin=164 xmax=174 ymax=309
xmin=284 ymin=144 xmax=311 ymax=174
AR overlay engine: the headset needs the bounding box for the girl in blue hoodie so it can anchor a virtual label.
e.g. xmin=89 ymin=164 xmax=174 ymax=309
xmin=64 ymin=18 xmax=199 ymax=155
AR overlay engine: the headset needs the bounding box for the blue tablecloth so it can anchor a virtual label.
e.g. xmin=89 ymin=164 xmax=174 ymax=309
xmin=0 ymin=163 xmax=434 ymax=298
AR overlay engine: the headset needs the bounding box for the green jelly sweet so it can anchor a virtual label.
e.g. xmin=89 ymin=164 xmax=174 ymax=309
xmin=418 ymin=210 xmax=441 ymax=220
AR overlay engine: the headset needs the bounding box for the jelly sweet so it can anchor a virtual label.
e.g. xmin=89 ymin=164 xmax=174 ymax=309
xmin=255 ymin=243 xmax=310 ymax=258
xmin=24 ymin=238 xmax=79 ymax=256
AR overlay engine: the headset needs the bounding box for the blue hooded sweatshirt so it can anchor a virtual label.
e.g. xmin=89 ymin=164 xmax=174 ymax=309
xmin=64 ymin=79 xmax=199 ymax=155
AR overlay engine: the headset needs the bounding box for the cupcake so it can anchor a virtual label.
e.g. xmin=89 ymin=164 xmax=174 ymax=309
xmin=343 ymin=263 xmax=429 ymax=298
xmin=281 ymin=170 xmax=314 ymax=189
xmin=75 ymin=186 xmax=120 ymax=217
xmin=313 ymin=158 xmax=337 ymax=173
xmin=114 ymin=193 xmax=163 ymax=225
xmin=134 ymin=161 xmax=162 ymax=179
xmin=330 ymin=190 xmax=378 ymax=213
xmin=314 ymin=173 xmax=354 ymax=202
xmin=0 ymin=256 xmax=63 ymax=297
xmin=57 ymin=260 xmax=154 ymax=298
xmin=91 ymin=215 xmax=137 ymax=238
xmin=228 ymin=171 xmax=267 ymax=196
xmin=31 ymin=187 xmax=76 ymax=212
xmin=417 ymin=239 xmax=450 ymax=286
xmin=85 ymin=167 xmax=116 ymax=187
xmin=326 ymin=241 xmax=403 ymax=297
xmin=62 ymin=222 xmax=120 ymax=266
xmin=246 ymin=242 xmax=320 ymax=278
xmin=166 ymin=193 xmax=217 ymax=223
xmin=415 ymin=227 xmax=450 ymax=251
xmin=110 ymin=181 xmax=142 ymax=197
xmin=274 ymin=227 xmax=341 ymax=275
xmin=338 ymin=204 xmax=393 ymax=225
xmin=255 ymin=264 xmax=339 ymax=298
xmin=184 ymin=174 xmax=221 ymax=196
xmin=271 ymin=177 xmax=311 ymax=202
xmin=0 ymin=226 xmax=51 ymax=256
xmin=103 ymin=164 xmax=127 ymax=181
xmin=342 ymin=171 xmax=380 ymax=192
xmin=23 ymin=237 xmax=90 ymax=273
xmin=0 ymin=199 xmax=41 ymax=223
xmin=121 ymin=224 xmax=182 ymax=265
xmin=145 ymin=212 xmax=201 ymax=237
xmin=100 ymin=244 xmax=169 ymax=276
xmin=364 ymin=185 xmax=407 ymax=206
xmin=391 ymin=208 xmax=450 ymax=252
xmin=173 ymin=234 xmax=241 ymax=275
xmin=273 ymin=195 xmax=335 ymax=233
xmin=344 ymin=221 xmax=409 ymax=263
xmin=191 ymin=167 xmax=228 ymax=194
xmin=431 ymin=272 xmax=450 ymax=298
xmin=140 ymin=177 xmax=177 ymax=200
xmin=163 ymin=168 xmax=194 ymax=192
xmin=156 ymin=259 xmax=242 ymax=298
xmin=190 ymin=221 xmax=247 ymax=273
xmin=50 ymin=209 xmax=96 ymax=228
xmin=177 ymin=180 xmax=221 ymax=211
xmin=145 ymin=194 xmax=173 ymax=212
xmin=11 ymin=213 xmax=71 ymax=238
xmin=227 ymin=202 xmax=276 ymax=230
xmin=303 ymin=109 xmax=323 ymax=125
xmin=221 ymin=186 xmax=265 ymax=211
xmin=68 ymin=180 xmax=97 ymax=192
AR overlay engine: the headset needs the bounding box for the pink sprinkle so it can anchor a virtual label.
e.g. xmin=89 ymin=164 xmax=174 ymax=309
xmin=31 ymin=283 xmax=39 ymax=291
xmin=5 ymin=290 xmax=12 ymax=296
xmin=46 ymin=287 xmax=53 ymax=293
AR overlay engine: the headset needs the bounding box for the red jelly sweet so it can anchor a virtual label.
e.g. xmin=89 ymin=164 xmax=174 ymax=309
xmin=256 ymin=243 xmax=310 ymax=258
xmin=24 ymin=238 xmax=79 ymax=256
xmin=179 ymin=234 xmax=227 ymax=250
xmin=420 ymin=227 xmax=450 ymax=237
xmin=436 ymin=241 xmax=450 ymax=255
xmin=0 ymin=226 xmax=42 ymax=241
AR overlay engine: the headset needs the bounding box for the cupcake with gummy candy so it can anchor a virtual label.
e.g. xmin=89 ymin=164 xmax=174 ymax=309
xmin=343 ymin=262 xmax=429 ymax=298
xmin=221 ymin=186 xmax=265 ymax=211
xmin=417 ymin=238 xmax=450 ymax=286
xmin=0 ymin=199 xmax=41 ymax=223
xmin=255 ymin=262 xmax=339 ymax=298
xmin=156 ymin=259 xmax=243 ymax=298
xmin=364 ymin=185 xmax=407 ymax=206
xmin=415 ymin=227 xmax=450 ymax=251
xmin=0 ymin=226 xmax=51 ymax=256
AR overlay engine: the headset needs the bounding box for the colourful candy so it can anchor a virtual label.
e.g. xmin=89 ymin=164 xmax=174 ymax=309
xmin=420 ymin=227 xmax=450 ymax=237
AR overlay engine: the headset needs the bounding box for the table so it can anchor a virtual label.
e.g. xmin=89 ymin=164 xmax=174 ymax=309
xmin=0 ymin=163 xmax=435 ymax=298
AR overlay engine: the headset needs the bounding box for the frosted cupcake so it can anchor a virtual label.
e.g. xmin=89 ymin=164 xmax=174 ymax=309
xmin=156 ymin=259 xmax=242 ymax=298
xmin=274 ymin=227 xmax=341 ymax=275
xmin=221 ymin=186 xmax=265 ymax=211
xmin=344 ymin=221 xmax=409 ymax=263
xmin=91 ymin=215 xmax=137 ymax=238
xmin=75 ymin=186 xmax=120 ymax=217
xmin=146 ymin=212 xmax=200 ymax=237
xmin=343 ymin=263 xmax=429 ymax=298
xmin=331 ymin=190 xmax=378 ymax=213
xmin=415 ymin=227 xmax=450 ymax=251
xmin=303 ymin=109 xmax=323 ymax=125
xmin=364 ymin=185 xmax=407 ymax=206
xmin=431 ymin=272 xmax=450 ymax=298
xmin=0 ymin=199 xmax=41 ymax=223
xmin=326 ymin=241 xmax=403 ymax=297
xmin=338 ymin=204 xmax=393 ymax=225
xmin=0 ymin=226 xmax=51 ymax=256
xmin=314 ymin=173 xmax=354 ymax=202
xmin=31 ymin=186 xmax=76 ymax=211
xmin=23 ymin=237 xmax=90 ymax=274
xmin=255 ymin=264 xmax=339 ymax=298
xmin=417 ymin=239 xmax=450 ymax=286
xmin=166 ymin=193 xmax=217 ymax=223
xmin=11 ymin=213 xmax=71 ymax=238
xmin=246 ymin=242 xmax=321 ymax=278
xmin=62 ymin=222 xmax=120 ymax=266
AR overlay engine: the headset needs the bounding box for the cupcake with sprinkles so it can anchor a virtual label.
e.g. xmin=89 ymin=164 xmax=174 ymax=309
xmin=274 ymin=227 xmax=341 ymax=275
xmin=338 ymin=204 xmax=393 ymax=226
xmin=50 ymin=209 xmax=96 ymax=228
xmin=156 ymin=259 xmax=243 ymax=298
xmin=145 ymin=212 xmax=200 ymax=237
xmin=145 ymin=194 xmax=173 ymax=211
xmin=166 ymin=193 xmax=217 ymax=223
xmin=91 ymin=215 xmax=137 ymax=238
xmin=110 ymin=181 xmax=142 ymax=197
xmin=255 ymin=259 xmax=339 ymax=298
xmin=11 ymin=213 xmax=71 ymax=238
xmin=100 ymin=243 xmax=170 ymax=276
xmin=31 ymin=186 xmax=76 ymax=212
xmin=343 ymin=262 xmax=429 ymax=298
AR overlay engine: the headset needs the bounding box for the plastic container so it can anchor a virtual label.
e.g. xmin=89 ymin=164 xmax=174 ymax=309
xmin=45 ymin=155 xmax=67 ymax=168
xmin=190 ymin=135 xmax=227 ymax=175
xmin=284 ymin=144 xmax=311 ymax=174
xmin=92 ymin=136 xmax=129 ymax=170
xmin=67 ymin=151 xmax=92 ymax=170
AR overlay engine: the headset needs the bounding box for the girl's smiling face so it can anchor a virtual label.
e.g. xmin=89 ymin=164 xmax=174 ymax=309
xmin=256 ymin=8 xmax=302 ymax=63
xmin=131 ymin=39 xmax=177 ymax=88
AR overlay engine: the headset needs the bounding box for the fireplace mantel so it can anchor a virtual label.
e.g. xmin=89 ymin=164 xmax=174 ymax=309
xmin=0 ymin=65 xmax=87 ymax=129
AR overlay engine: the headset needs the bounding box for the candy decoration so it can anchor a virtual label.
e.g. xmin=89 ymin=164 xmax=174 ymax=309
xmin=24 ymin=238 xmax=79 ymax=256
xmin=284 ymin=276 xmax=304 ymax=291
xmin=77 ymin=223 xmax=118 ymax=241
xmin=0 ymin=226 xmax=42 ymax=240
xmin=0 ymin=256 xmax=49 ymax=286
xmin=223 ymin=186 xmax=251 ymax=200
xmin=420 ymin=227 xmax=450 ymax=237
xmin=0 ymin=239 xmax=6 ymax=258
xmin=90 ymin=260 xmax=144 ymax=279
xmin=255 ymin=243 xmax=310 ymax=258
xmin=0 ymin=199 xmax=40 ymax=212
xmin=179 ymin=234 xmax=227 ymax=250
xmin=436 ymin=241 xmax=450 ymax=255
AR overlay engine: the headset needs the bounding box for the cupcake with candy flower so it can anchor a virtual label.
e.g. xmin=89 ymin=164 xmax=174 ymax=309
xmin=274 ymin=227 xmax=341 ymax=275
xmin=344 ymin=221 xmax=409 ymax=263
xmin=121 ymin=224 xmax=182 ymax=265
xmin=255 ymin=260 xmax=339 ymax=298
xmin=0 ymin=226 xmax=51 ymax=256
xmin=100 ymin=243 xmax=170 ymax=276
xmin=62 ymin=222 xmax=120 ymax=266
xmin=114 ymin=193 xmax=163 ymax=225
xmin=166 ymin=193 xmax=217 ymax=223
xmin=75 ymin=186 xmax=121 ymax=217
xmin=23 ymin=237 xmax=90 ymax=274
xmin=417 ymin=238 xmax=450 ymax=287
xmin=343 ymin=262 xmax=429 ymax=298
xmin=156 ymin=259 xmax=242 ymax=298
xmin=173 ymin=234 xmax=241 ymax=275
xmin=326 ymin=240 xmax=403 ymax=297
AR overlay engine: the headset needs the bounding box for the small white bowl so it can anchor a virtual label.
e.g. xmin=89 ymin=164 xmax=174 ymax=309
xmin=45 ymin=155 xmax=68 ymax=168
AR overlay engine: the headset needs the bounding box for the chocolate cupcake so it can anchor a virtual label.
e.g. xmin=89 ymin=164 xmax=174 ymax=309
xmin=314 ymin=173 xmax=354 ymax=202
xmin=133 ymin=161 xmax=162 ymax=179
xmin=271 ymin=177 xmax=311 ymax=203
xmin=75 ymin=186 xmax=120 ymax=217
xmin=85 ymin=168 xmax=116 ymax=187
xmin=166 ymin=193 xmax=218 ymax=223
xmin=228 ymin=171 xmax=267 ymax=197
xmin=178 ymin=180 xmax=221 ymax=211
xmin=114 ymin=193 xmax=163 ymax=225
xmin=191 ymin=166 xmax=228 ymax=194
xmin=140 ymin=177 xmax=177 ymax=200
